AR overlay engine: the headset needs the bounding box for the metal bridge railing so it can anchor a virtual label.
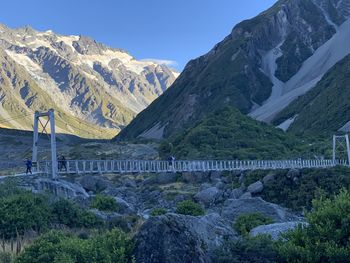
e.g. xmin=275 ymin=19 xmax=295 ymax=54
xmin=27 ymin=158 xmax=348 ymax=176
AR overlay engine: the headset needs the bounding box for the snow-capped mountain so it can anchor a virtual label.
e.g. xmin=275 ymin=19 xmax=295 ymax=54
xmin=0 ymin=24 xmax=178 ymax=138
xmin=117 ymin=0 xmax=350 ymax=140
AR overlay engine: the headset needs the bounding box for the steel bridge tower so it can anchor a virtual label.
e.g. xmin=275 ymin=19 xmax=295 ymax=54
xmin=333 ymin=134 xmax=350 ymax=166
xmin=32 ymin=109 xmax=58 ymax=179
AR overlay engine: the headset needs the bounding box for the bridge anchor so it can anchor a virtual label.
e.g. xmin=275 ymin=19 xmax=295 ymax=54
xmin=32 ymin=109 xmax=58 ymax=179
xmin=333 ymin=134 xmax=350 ymax=166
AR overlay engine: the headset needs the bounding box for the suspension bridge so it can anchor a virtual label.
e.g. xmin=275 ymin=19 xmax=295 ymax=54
xmin=1 ymin=109 xmax=350 ymax=178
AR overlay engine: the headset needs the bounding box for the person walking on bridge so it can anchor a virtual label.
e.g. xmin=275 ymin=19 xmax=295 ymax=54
xmin=60 ymin=155 xmax=67 ymax=171
xmin=25 ymin=159 xmax=32 ymax=175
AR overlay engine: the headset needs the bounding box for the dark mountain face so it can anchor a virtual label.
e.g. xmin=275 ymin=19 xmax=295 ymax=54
xmin=118 ymin=0 xmax=350 ymax=140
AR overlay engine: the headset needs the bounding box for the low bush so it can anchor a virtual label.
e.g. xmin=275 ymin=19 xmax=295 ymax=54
xmin=234 ymin=213 xmax=273 ymax=236
xmin=91 ymin=195 xmax=119 ymax=212
xmin=0 ymin=252 xmax=13 ymax=263
xmin=16 ymin=229 xmax=134 ymax=263
xmin=151 ymin=208 xmax=167 ymax=216
xmin=261 ymin=167 xmax=350 ymax=211
xmin=276 ymin=189 xmax=350 ymax=262
xmin=52 ymin=199 xmax=102 ymax=228
xmin=0 ymin=192 xmax=51 ymax=239
xmin=214 ymin=235 xmax=277 ymax=263
xmin=175 ymin=200 xmax=204 ymax=216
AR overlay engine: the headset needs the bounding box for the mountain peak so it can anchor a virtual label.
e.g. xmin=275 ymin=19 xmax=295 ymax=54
xmin=0 ymin=24 xmax=178 ymax=138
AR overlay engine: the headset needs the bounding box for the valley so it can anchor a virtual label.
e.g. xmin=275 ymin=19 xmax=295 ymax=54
xmin=1 ymin=0 xmax=350 ymax=262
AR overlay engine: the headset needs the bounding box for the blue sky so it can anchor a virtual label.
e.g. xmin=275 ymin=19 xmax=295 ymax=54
xmin=1 ymin=0 xmax=277 ymax=71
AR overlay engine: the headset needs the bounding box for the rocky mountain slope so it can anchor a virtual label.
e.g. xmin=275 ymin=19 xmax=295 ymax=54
xmin=118 ymin=0 xmax=350 ymax=140
xmin=0 ymin=24 xmax=178 ymax=138
xmin=272 ymin=54 xmax=350 ymax=135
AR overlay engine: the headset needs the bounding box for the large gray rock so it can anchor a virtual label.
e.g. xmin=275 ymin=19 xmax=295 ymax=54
xmin=262 ymin=172 xmax=275 ymax=185
xmin=114 ymin=197 xmax=135 ymax=214
xmin=221 ymin=197 xmax=297 ymax=223
xmin=194 ymin=187 xmax=220 ymax=207
xmin=157 ymin=172 xmax=179 ymax=184
xmin=79 ymin=175 xmax=110 ymax=192
xmin=247 ymin=181 xmax=263 ymax=194
xmin=229 ymin=187 xmax=245 ymax=199
xmin=35 ymin=178 xmax=89 ymax=199
xmin=250 ymin=221 xmax=307 ymax=240
xmin=209 ymin=171 xmax=221 ymax=182
xmin=134 ymin=213 xmax=237 ymax=263
xmin=182 ymin=172 xmax=210 ymax=184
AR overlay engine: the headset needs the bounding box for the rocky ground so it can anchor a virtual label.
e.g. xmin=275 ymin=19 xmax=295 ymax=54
xmin=1 ymin=168 xmax=305 ymax=262
xmin=0 ymin=128 xmax=159 ymax=175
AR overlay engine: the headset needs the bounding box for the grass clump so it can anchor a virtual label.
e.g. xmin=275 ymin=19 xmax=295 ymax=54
xmin=150 ymin=208 xmax=167 ymax=216
xmin=91 ymin=194 xmax=119 ymax=212
xmin=175 ymin=200 xmax=204 ymax=216
xmin=234 ymin=213 xmax=273 ymax=236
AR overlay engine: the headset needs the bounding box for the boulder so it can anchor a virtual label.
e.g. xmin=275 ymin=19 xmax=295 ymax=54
xmin=182 ymin=172 xmax=210 ymax=184
xmin=157 ymin=172 xmax=178 ymax=184
xmin=240 ymin=192 xmax=252 ymax=199
xmin=114 ymin=197 xmax=135 ymax=214
xmin=215 ymin=181 xmax=226 ymax=190
xmin=89 ymin=209 xmax=121 ymax=222
xmin=133 ymin=213 xmax=237 ymax=263
xmin=210 ymin=171 xmax=221 ymax=182
xmin=194 ymin=187 xmax=220 ymax=207
xmin=35 ymin=178 xmax=89 ymax=199
xmin=262 ymin=173 xmax=275 ymax=185
xmin=221 ymin=197 xmax=297 ymax=223
xmin=247 ymin=181 xmax=263 ymax=194
xmin=250 ymin=221 xmax=307 ymax=240
xmin=79 ymin=175 xmax=110 ymax=192
xmin=123 ymin=178 xmax=137 ymax=188
xmin=229 ymin=186 xmax=245 ymax=199
xmin=286 ymin=169 xmax=301 ymax=179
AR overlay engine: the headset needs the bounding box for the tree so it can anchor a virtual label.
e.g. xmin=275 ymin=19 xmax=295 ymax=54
xmin=277 ymin=189 xmax=350 ymax=262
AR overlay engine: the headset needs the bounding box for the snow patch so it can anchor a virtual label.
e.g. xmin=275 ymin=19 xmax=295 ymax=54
xmin=138 ymin=122 xmax=165 ymax=140
xmin=56 ymin=35 xmax=79 ymax=51
xmin=260 ymin=42 xmax=284 ymax=103
xmin=277 ymin=116 xmax=297 ymax=131
xmin=339 ymin=121 xmax=350 ymax=132
xmin=5 ymin=50 xmax=42 ymax=72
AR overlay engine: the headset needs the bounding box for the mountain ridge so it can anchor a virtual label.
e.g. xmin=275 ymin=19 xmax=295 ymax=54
xmin=117 ymin=0 xmax=350 ymax=141
xmin=0 ymin=24 xmax=178 ymax=138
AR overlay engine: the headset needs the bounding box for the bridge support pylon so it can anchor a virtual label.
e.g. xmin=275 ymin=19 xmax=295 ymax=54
xmin=32 ymin=109 xmax=58 ymax=179
xmin=333 ymin=134 xmax=350 ymax=166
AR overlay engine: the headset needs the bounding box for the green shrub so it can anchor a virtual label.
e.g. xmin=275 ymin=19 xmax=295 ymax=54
xmin=234 ymin=213 xmax=273 ymax=236
xmin=0 ymin=252 xmax=13 ymax=263
xmin=214 ymin=235 xmax=277 ymax=263
xmin=52 ymin=199 xmax=102 ymax=228
xmin=159 ymin=107 xmax=312 ymax=160
xmin=91 ymin=195 xmax=119 ymax=212
xmin=277 ymin=189 xmax=350 ymax=262
xmin=151 ymin=208 xmax=167 ymax=216
xmin=16 ymin=229 xmax=134 ymax=263
xmin=261 ymin=167 xmax=350 ymax=211
xmin=175 ymin=200 xmax=204 ymax=216
xmin=0 ymin=192 xmax=51 ymax=239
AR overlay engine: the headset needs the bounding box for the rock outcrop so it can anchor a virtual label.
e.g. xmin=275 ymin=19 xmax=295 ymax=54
xmin=221 ymin=197 xmax=297 ymax=223
xmin=133 ymin=213 xmax=237 ymax=263
xmin=250 ymin=221 xmax=308 ymax=240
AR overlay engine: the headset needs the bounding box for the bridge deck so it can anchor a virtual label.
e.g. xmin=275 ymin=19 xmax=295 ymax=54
xmin=27 ymin=159 xmax=348 ymax=176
